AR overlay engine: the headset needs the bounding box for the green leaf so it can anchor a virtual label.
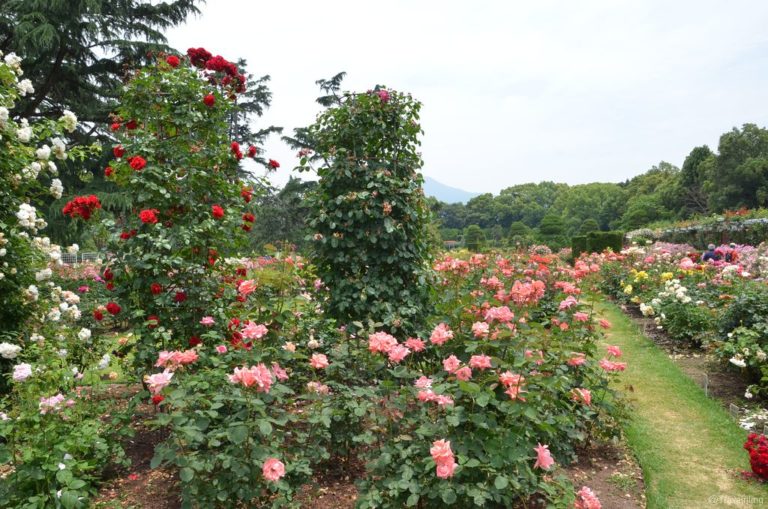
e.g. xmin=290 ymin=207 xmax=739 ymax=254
xmin=56 ymin=469 xmax=73 ymax=484
xmin=228 ymin=425 xmax=249 ymax=444
xmin=494 ymin=475 xmax=509 ymax=490
xmin=441 ymin=489 xmax=457 ymax=504
xmin=60 ymin=491 xmax=78 ymax=509
xmin=180 ymin=467 xmax=194 ymax=482
xmin=258 ymin=420 xmax=273 ymax=436
xmin=406 ymin=493 xmax=419 ymax=507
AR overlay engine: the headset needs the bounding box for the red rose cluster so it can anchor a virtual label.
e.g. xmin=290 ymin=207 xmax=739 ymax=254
xmin=62 ymin=195 xmax=102 ymax=220
xmin=745 ymin=433 xmax=768 ymax=479
xmin=186 ymin=47 xmax=246 ymax=93
xmin=242 ymin=212 xmax=255 ymax=232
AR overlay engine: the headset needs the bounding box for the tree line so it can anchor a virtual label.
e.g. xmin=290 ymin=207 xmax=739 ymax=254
xmin=432 ymin=123 xmax=768 ymax=249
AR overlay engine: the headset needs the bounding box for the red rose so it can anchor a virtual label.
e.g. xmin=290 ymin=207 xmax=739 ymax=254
xmin=104 ymin=166 xmax=114 ymax=177
xmin=203 ymin=94 xmax=215 ymax=107
xmin=120 ymin=229 xmax=137 ymax=240
xmin=129 ymin=156 xmax=147 ymax=171
xmin=110 ymin=122 xmax=121 ymax=131
xmin=106 ymin=282 xmax=115 ymax=291
xmin=187 ymin=47 xmax=212 ymax=68
xmin=188 ymin=336 xmax=202 ymax=347
xmin=106 ymin=302 xmax=121 ymax=315
xmin=166 ymin=55 xmax=180 ymax=68
xmin=62 ymin=195 xmax=102 ymax=220
xmin=242 ymin=224 xmax=252 ymax=232
xmin=247 ymin=145 xmax=257 ymax=158
xmin=151 ymin=395 xmax=164 ymax=405
xmin=139 ymin=209 xmax=159 ymax=224
xmin=174 ymin=291 xmax=187 ymax=303
xmin=241 ymin=187 xmax=253 ymax=203
xmin=147 ymin=315 xmax=159 ymax=329
xmin=103 ymin=268 xmax=114 ymax=281
xmin=212 ymin=205 xmax=225 ymax=219
xmin=150 ymin=283 xmax=162 ymax=295
xmin=113 ymin=145 xmax=125 ymax=158
xmin=236 ymin=268 xmax=247 ymax=277
xmin=126 ymin=119 xmax=138 ymax=130
xmin=268 ymin=159 xmax=280 ymax=169
xmin=242 ymin=213 xmax=255 ymax=223
xmin=93 ymin=309 xmax=104 ymax=321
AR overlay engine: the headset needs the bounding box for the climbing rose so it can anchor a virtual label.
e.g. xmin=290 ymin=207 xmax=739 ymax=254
xmin=166 ymin=55 xmax=180 ymax=67
xmin=139 ymin=209 xmax=159 ymax=224
xmin=262 ymin=458 xmax=286 ymax=482
xmin=113 ymin=145 xmax=125 ymax=158
xmin=247 ymin=145 xmax=257 ymax=157
xmin=203 ymin=94 xmax=215 ymax=107
xmin=268 ymin=159 xmax=280 ymax=169
xmin=129 ymin=156 xmax=146 ymax=171
xmin=533 ymin=443 xmax=555 ymax=470
xmin=211 ymin=204 xmax=224 ymax=219
xmin=62 ymin=195 xmax=101 ymax=220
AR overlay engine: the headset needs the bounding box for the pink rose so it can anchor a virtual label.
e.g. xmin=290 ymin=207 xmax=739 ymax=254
xmin=533 ymin=443 xmax=555 ymax=470
xmin=468 ymin=355 xmax=492 ymax=370
xmin=200 ymin=316 xmax=215 ymax=326
xmin=442 ymin=355 xmax=461 ymax=373
xmin=215 ymin=345 xmax=228 ymax=354
xmin=310 ymin=353 xmax=329 ymax=369
xmin=262 ymin=457 xmax=286 ymax=482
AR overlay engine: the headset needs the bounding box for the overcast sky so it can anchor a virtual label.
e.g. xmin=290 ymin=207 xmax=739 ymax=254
xmin=167 ymin=0 xmax=768 ymax=194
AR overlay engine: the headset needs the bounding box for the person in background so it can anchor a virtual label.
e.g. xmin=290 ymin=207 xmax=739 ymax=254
xmin=725 ymin=242 xmax=739 ymax=263
xmin=702 ymin=243 xmax=721 ymax=262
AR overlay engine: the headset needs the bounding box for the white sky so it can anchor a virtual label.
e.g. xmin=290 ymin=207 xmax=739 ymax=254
xmin=167 ymin=0 xmax=768 ymax=194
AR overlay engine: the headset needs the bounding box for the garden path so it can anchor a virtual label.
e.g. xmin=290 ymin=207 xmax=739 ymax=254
xmin=593 ymin=300 xmax=768 ymax=509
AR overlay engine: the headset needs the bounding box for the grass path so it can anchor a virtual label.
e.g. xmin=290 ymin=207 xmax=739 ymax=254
xmin=592 ymin=299 xmax=768 ymax=508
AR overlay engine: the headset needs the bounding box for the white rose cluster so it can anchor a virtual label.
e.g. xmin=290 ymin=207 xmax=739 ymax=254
xmin=0 ymin=342 xmax=22 ymax=359
xmin=50 ymin=178 xmax=63 ymax=199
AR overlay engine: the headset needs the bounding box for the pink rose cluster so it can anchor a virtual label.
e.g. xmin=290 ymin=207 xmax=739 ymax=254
xmin=155 ymin=349 xmax=199 ymax=370
xmin=368 ymin=331 xmax=413 ymax=363
xmin=499 ymin=371 xmax=526 ymax=401
xmin=229 ymin=364 xmax=274 ymax=393
xmin=574 ymin=486 xmax=602 ymax=509
xmin=430 ymin=439 xmax=457 ymax=479
xmin=145 ymin=369 xmax=174 ymax=395
xmin=39 ymin=393 xmax=74 ymax=415
xmin=242 ymin=321 xmax=268 ymax=340
xmin=416 ymin=377 xmax=454 ymax=407
xmin=429 ymin=323 xmax=454 ymax=346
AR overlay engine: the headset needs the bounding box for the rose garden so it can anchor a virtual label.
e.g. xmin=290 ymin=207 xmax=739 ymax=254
xmin=2 ymin=45 xmax=768 ymax=509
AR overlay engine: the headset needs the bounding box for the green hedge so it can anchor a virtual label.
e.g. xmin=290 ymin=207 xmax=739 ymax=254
xmin=571 ymin=235 xmax=588 ymax=259
xmin=572 ymin=231 xmax=624 ymax=257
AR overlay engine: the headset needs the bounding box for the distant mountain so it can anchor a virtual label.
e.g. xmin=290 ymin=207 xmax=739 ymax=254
xmin=423 ymin=176 xmax=481 ymax=204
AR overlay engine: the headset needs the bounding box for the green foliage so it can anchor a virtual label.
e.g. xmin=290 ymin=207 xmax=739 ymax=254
xmin=298 ymin=86 xmax=433 ymax=335
xmin=94 ymin=54 xmax=260 ymax=375
xmin=708 ymin=124 xmax=768 ymax=212
xmin=585 ymin=231 xmax=623 ymax=253
xmin=579 ymin=218 xmax=600 ymax=234
xmin=571 ymin=235 xmax=588 ymax=260
xmin=463 ymin=224 xmax=485 ymax=251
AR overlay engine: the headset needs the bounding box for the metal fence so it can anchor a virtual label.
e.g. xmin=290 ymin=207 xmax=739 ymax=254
xmin=61 ymin=252 xmax=100 ymax=265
